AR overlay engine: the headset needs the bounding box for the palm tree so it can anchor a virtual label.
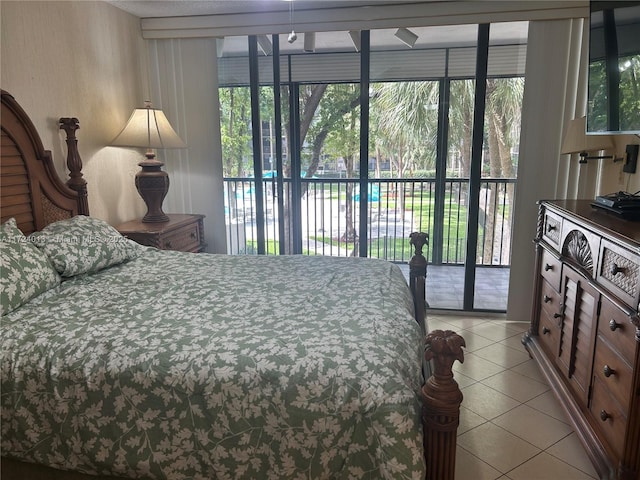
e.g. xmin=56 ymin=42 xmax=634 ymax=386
xmin=482 ymin=77 xmax=523 ymax=264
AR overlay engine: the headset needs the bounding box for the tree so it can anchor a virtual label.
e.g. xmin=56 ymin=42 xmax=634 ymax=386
xmin=482 ymin=77 xmax=523 ymax=264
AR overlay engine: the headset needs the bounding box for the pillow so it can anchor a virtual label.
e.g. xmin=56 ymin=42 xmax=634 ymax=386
xmin=1 ymin=218 xmax=61 ymax=315
xmin=29 ymin=215 xmax=142 ymax=277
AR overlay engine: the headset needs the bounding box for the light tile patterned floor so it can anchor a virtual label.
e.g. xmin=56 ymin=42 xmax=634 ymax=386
xmin=428 ymin=313 xmax=599 ymax=480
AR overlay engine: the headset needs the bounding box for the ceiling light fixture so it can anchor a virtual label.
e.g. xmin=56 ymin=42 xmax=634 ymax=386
xmin=348 ymin=30 xmax=361 ymax=52
xmin=288 ymin=0 xmax=297 ymax=44
xmin=304 ymin=32 xmax=316 ymax=52
xmin=257 ymin=34 xmax=272 ymax=56
xmin=395 ymin=27 xmax=418 ymax=48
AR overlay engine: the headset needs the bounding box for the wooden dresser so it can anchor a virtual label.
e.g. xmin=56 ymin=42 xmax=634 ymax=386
xmin=116 ymin=214 xmax=206 ymax=253
xmin=523 ymin=200 xmax=640 ymax=480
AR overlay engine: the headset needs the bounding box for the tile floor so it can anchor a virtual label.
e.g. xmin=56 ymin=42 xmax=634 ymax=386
xmin=427 ymin=312 xmax=600 ymax=480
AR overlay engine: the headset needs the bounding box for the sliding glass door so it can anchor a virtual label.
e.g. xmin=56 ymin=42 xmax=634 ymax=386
xmin=217 ymin=23 xmax=527 ymax=312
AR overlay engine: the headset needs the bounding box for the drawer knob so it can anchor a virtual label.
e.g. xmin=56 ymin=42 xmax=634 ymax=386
xmin=603 ymin=365 xmax=615 ymax=377
xmin=190 ymin=232 xmax=196 ymax=239
xmin=611 ymin=263 xmax=625 ymax=275
xmin=542 ymin=327 xmax=550 ymax=335
xmin=544 ymin=263 xmax=553 ymax=272
xmin=543 ymin=295 xmax=552 ymax=304
xmin=600 ymin=410 xmax=611 ymax=422
xmin=609 ymin=319 xmax=621 ymax=331
xmin=553 ymin=313 xmax=562 ymax=319
xmin=165 ymin=241 xmax=172 ymax=249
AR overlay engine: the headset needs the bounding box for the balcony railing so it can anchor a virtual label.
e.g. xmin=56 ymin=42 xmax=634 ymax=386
xmin=224 ymin=177 xmax=516 ymax=267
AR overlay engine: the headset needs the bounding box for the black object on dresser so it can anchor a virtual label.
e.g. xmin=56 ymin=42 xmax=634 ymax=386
xmin=523 ymin=200 xmax=640 ymax=480
xmin=116 ymin=214 xmax=206 ymax=252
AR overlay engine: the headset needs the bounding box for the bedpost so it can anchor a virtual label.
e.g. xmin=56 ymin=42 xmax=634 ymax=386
xmin=423 ymin=329 xmax=465 ymax=480
xmin=409 ymin=231 xmax=428 ymax=334
xmin=59 ymin=117 xmax=89 ymax=215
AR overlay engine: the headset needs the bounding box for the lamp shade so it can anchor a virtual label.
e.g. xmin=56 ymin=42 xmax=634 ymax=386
xmin=111 ymin=106 xmax=186 ymax=149
xmin=561 ymin=116 xmax=613 ymax=154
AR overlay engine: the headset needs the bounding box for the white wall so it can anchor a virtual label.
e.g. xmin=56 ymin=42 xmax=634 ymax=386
xmin=1 ymin=0 xmax=149 ymax=225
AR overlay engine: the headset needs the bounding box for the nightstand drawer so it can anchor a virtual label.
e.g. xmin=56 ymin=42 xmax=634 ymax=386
xmin=163 ymin=221 xmax=201 ymax=252
xmin=116 ymin=214 xmax=205 ymax=253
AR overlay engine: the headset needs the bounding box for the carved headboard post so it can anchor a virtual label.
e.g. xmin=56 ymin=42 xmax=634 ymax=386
xmin=59 ymin=117 xmax=88 ymax=215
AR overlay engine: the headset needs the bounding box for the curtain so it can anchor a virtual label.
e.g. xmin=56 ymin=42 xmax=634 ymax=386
xmin=146 ymin=38 xmax=227 ymax=253
xmin=506 ymin=18 xmax=589 ymax=321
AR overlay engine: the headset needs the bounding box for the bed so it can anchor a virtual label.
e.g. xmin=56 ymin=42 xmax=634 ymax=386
xmin=0 ymin=90 xmax=465 ymax=480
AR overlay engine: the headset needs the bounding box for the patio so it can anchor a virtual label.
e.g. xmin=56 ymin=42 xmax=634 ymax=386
xmin=397 ymin=264 xmax=510 ymax=311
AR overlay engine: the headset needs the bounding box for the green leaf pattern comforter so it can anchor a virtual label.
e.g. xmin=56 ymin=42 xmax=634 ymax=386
xmin=2 ymin=250 xmax=425 ymax=479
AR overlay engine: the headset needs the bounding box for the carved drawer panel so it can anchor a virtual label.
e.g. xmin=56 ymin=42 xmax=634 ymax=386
xmin=589 ymin=376 xmax=627 ymax=460
xmin=163 ymin=222 xmax=201 ymax=252
xmin=540 ymin=248 xmax=562 ymax=292
xmin=542 ymin=210 xmax=562 ymax=248
xmin=593 ymin=337 xmax=633 ymax=412
xmin=597 ymin=240 xmax=640 ymax=307
xmin=597 ymin=297 xmax=637 ymax=364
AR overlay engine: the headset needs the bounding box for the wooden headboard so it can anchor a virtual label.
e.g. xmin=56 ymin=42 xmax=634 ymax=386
xmin=0 ymin=90 xmax=88 ymax=235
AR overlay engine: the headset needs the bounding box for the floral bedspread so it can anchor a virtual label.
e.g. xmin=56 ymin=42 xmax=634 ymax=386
xmin=1 ymin=250 xmax=425 ymax=479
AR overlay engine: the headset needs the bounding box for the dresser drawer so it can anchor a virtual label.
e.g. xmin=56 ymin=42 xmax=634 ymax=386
xmin=589 ymin=376 xmax=627 ymax=459
xmin=538 ymin=307 xmax=560 ymax=357
xmin=163 ymin=221 xmax=201 ymax=252
xmin=542 ymin=210 xmax=562 ymax=249
xmin=540 ymin=279 xmax=562 ymax=321
xmin=593 ymin=337 xmax=633 ymax=412
xmin=540 ymin=249 xmax=562 ymax=292
xmin=598 ymin=297 xmax=637 ymax=364
xmin=597 ymin=240 xmax=640 ymax=307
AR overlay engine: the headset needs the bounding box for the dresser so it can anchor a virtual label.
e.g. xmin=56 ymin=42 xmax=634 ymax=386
xmin=523 ymin=200 xmax=640 ymax=480
xmin=116 ymin=214 xmax=206 ymax=253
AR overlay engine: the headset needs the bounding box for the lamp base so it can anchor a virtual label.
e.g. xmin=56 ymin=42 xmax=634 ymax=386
xmin=135 ymin=161 xmax=170 ymax=223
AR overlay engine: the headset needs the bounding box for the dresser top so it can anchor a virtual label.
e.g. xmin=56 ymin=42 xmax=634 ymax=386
xmin=542 ymin=199 xmax=640 ymax=247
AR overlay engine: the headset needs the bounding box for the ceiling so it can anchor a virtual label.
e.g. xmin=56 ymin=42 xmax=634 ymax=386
xmin=106 ymin=1 xmax=431 ymax=19
xmin=106 ymin=1 xmax=529 ymax=56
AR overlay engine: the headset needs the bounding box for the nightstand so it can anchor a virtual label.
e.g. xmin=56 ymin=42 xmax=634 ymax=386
xmin=116 ymin=214 xmax=206 ymax=253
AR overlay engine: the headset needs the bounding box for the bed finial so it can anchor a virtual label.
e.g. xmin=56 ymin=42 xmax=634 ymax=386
xmin=423 ymin=329 xmax=465 ymax=480
xmin=409 ymin=232 xmax=429 ymax=332
xmin=59 ymin=117 xmax=89 ymax=215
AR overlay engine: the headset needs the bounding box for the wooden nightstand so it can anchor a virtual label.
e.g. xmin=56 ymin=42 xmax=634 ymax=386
xmin=116 ymin=214 xmax=206 ymax=253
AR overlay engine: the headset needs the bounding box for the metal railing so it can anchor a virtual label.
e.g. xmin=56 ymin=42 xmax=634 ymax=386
xmin=224 ymin=177 xmax=516 ymax=266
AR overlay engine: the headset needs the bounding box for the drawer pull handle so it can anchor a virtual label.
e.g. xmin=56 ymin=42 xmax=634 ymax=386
xmin=190 ymin=232 xmax=196 ymax=239
xmin=544 ymin=264 xmax=553 ymax=272
xmin=553 ymin=313 xmax=562 ymax=319
xmin=165 ymin=241 xmax=172 ymax=249
xmin=611 ymin=263 xmax=625 ymax=275
xmin=609 ymin=319 xmax=621 ymax=331
xmin=600 ymin=410 xmax=611 ymax=422
xmin=603 ymin=365 xmax=615 ymax=377
xmin=547 ymin=224 xmax=556 ymax=232
xmin=543 ymin=295 xmax=552 ymax=303
xmin=542 ymin=327 xmax=550 ymax=335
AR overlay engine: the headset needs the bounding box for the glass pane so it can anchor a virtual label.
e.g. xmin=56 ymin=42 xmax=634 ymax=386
xmin=299 ymin=82 xmax=361 ymax=257
xmin=474 ymin=21 xmax=527 ymax=310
